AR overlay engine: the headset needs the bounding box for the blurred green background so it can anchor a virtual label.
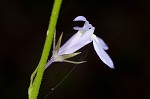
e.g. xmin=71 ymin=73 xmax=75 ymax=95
xmin=0 ymin=0 xmax=150 ymax=99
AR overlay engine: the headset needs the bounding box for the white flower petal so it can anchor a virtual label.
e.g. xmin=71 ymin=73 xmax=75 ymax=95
xmin=92 ymin=35 xmax=114 ymax=68
xmin=82 ymin=24 xmax=93 ymax=31
xmin=73 ymin=24 xmax=92 ymax=32
xmin=59 ymin=27 xmax=95 ymax=55
xmin=93 ymin=34 xmax=109 ymax=50
xmin=73 ymin=26 xmax=82 ymax=30
xmin=58 ymin=31 xmax=83 ymax=55
xmin=73 ymin=16 xmax=87 ymax=22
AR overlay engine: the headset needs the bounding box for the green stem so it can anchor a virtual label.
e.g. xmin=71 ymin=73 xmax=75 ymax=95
xmin=28 ymin=0 xmax=62 ymax=99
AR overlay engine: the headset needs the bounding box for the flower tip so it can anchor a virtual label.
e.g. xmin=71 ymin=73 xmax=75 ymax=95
xmin=106 ymin=61 xmax=114 ymax=69
xmin=73 ymin=16 xmax=87 ymax=22
xmin=109 ymin=64 xmax=115 ymax=69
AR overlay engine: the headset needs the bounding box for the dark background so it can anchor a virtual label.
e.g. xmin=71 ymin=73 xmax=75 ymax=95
xmin=0 ymin=0 xmax=150 ymax=99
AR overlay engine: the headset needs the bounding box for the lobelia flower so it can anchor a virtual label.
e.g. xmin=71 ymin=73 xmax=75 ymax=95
xmin=45 ymin=18 xmax=94 ymax=69
xmin=72 ymin=16 xmax=114 ymax=68
xmin=45 ymin=16 xmax=114 ymax=69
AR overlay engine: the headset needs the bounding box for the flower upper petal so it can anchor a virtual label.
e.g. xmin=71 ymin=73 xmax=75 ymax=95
xmin=73 ymin=16 xmax=93 ymax=32
xmin=73 ymin=16 xmax=87 ymax=22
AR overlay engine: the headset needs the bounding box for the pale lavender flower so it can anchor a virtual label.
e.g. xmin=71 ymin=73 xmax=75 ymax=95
xmin=46 ymin=16 xmax=114 ymax=69
xmin=72 ymin=16 xmax=114 ymax=68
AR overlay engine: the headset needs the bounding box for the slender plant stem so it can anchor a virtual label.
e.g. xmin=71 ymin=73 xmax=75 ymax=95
xmin=28 ymin=0 xmax=62 ymax=99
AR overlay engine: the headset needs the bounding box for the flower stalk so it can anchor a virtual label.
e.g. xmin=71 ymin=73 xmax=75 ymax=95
xmin=28 ymin=0 xmax=62 ymax=99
